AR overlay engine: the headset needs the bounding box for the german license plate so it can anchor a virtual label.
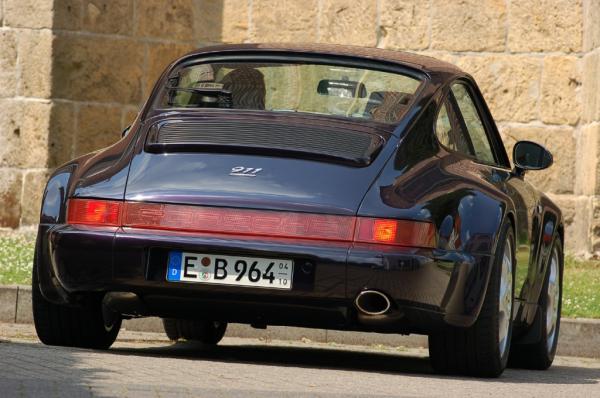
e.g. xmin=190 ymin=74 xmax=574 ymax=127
xmin=166 ymin=251 xmax=293 ymax=290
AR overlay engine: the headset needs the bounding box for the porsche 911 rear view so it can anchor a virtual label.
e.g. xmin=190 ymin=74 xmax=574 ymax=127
xmin=32 ymin=43 xmax=563 ymax=378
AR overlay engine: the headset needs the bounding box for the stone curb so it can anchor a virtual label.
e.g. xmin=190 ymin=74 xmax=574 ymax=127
xmin=2 ymin=285 xmax=598 ymax=358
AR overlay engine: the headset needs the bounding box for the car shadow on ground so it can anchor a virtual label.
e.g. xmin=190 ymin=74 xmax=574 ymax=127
xmin=110 ymin=340 xmax=600 ymax=385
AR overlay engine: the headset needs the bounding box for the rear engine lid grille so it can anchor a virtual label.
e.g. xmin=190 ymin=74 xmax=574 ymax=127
xmin=145 ymin=118 xmax=385 ymax=166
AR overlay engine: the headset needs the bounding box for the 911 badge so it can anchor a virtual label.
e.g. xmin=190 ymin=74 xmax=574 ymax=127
xmin=229 ymin=166 xmax=262 ymax=177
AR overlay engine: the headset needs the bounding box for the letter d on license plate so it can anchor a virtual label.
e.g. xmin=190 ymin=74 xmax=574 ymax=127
xmin=166 ymin=251 xmax=293 ymax=290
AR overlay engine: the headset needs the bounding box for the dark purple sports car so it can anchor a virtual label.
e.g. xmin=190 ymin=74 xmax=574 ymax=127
xmin=33 ymin=43 xmax=563 ymax=377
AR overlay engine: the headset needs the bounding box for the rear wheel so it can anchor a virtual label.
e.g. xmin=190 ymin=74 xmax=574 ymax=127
xmin=32 ymin=251 xmax=121 ymax=349
xmin=162 ymin=318 xmax=227 ymax=345
xmin=428 ymin=223 xmax=515 ymax=377
xmin=509 ymin=238 xmax=563 ymax=369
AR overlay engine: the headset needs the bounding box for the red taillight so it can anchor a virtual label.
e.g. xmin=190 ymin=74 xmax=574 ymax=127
xmin=355 ymin=218 xmax=436 ymax=248
xmin=67 ymin=199 xmax=122 ymax=226
xmin=66 ymin=199 xmax=436 ymax=248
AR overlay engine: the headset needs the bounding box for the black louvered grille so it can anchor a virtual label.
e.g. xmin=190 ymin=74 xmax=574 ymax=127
xmin=147 ymin=119 xmax=384 ymax=164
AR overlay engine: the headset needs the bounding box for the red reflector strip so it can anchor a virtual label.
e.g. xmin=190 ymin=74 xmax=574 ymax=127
xmin=66 ymin=199 xmax=436 ymax=248
xmin=122 ymin=202 xmax=357 ymax=242
xmin=67 ymin=199 xmax=122 ymax=226
xmin=355 ymin=218 xmax=436 ymax=248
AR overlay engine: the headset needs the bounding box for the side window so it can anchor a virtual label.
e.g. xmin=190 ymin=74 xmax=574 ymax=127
xmin=435 ymin=99 xmax=474 ymax=156
xmin=450 ymin=84 xmax=495 ymax=164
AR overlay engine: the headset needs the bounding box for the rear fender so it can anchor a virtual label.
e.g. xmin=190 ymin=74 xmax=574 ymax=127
xmin=519 ymin=197 xmax=562 ymax=325
xmin=37 ymin=123 xmax=140 ymax=304
xmin=355 ymin=101 xmax=515 ymax=325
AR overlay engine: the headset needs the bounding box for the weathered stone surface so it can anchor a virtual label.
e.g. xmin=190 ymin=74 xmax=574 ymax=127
xmin=3 ymin=0 xmax=53 ymax=28
xmin=431 ymin=0 xmax=506 ymax=51
xmin=0 ymin=100 xmax=21 ymax=168
xmin=53 ymin=34 xmax=144 ymax=104
xmin=82 ymin=0 xmax=133 ymax=34
xmin=48 ymin=101 xmax=76 ymax=167
xmin=195 ymin=0 xmax=227 ymax=42
xmin=574 ymin=123 xmax=600 ymax=196
xmin=0 ymin=168 xmax=22 ymax=228
xmin=54 ymin=0 xmax=83 ymax=30
xmin=592 ymin=197 xmax=600 ymax=255
xmin=135 ymin=0 xmax=195 ymax=41
xmin=21 ymin=170 xmax=51 ymax=225
xmin=547 ymin=194 xmax=591 ymax=255
xmin=252 ymin=0 xmax=319 ymax=42
xmin=584 ymin=0 xmax=600 ymax=51
xmin=145 ymin=42 xmax=196 ymax=98
xmin=3 ymin=0 xmax=86 ymax=31
xmin=221 ymin=0 xmax=250 ymax=43
xmin=75 ymin=104 xmax=122 ymax=156
xmin=18 ymin=30 xmax=53 ymax=99
xmin=500 ymin=126 xmax=575 ymax=194
xmin=122 ymin=108 xmax=139 ymax=130
xmin=0 ymin=100 xmax=52 ymax=169
xmin=456 ymin=55 xmax=541 ymax=122
xmin=0 ymin=74 xmax=17 ymax=99
xmin=0 ymin=30 xmax=17 ymax=70
xmin=582 ymin=51 xmax=600 ymax=123
xmin=319 ymin=0 xmax=377 ymax=47
xmin=379 ymin=0 xmax=429 ymax=50
xmin=196 ymin=0 xmax=248 ymax=43
xmin=508 ymin=0 xmax=583 ymax=52
xmin=20 ymin=102 xmax=53 ymax=168
xmin=540 ymin=56 xmax=582 ymax=125
xmin=0 ymin=30 xmax=18 ymax=99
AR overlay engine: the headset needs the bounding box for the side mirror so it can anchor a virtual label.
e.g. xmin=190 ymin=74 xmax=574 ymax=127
xmin=121 ymin=126 xmax=131 ymax=137
xmin=513 ymin=140 xmax=553 ymax=172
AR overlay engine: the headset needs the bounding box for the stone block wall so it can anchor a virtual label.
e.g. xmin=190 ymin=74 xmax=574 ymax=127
xmin=0 ymin=0 xmax=210 ymax=227
xmin=0 ymin=0 xmax=599 ymax=256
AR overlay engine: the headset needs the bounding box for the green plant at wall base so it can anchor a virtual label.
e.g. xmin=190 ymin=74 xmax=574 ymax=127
xmin=1 ymin=231 xmax=599 ymax=318
xmin=0 ymin=232 xmax=36 ymax=285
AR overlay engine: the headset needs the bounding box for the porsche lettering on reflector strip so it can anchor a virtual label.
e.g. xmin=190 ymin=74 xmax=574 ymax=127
xmin=66 ymin=199 xmax=437 ymax=248
xmin=122 ymin=202 xmax=356 ymax=242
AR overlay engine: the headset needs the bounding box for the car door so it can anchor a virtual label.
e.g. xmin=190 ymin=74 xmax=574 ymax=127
xmin=436 ymin=80 xmax=539 ymax=307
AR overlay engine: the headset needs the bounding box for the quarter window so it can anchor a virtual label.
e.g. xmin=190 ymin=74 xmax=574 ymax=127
xmin=435 ymin=99 xmax=473 ymax=156
xmin=435 ymin=102 xmax=453 ymax=148
xmin=450 ymin=84 xmax=495 ymax=164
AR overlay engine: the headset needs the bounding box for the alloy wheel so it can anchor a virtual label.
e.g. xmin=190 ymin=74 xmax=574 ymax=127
xmin=546 ymin=247 xmax=560 ymax=353
xmin=498 ymin=239 xmax=513 ymax=358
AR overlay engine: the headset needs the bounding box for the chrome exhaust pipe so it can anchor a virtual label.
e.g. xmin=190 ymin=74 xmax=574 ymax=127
xmin=355 ymin=290 xmax=392 ymax=316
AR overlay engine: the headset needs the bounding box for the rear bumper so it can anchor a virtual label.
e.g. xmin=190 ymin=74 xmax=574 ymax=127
xmin=37 ymin=224 xmax=493 ymax=332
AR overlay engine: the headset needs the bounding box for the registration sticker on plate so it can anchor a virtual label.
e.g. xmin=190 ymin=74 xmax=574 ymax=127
xmin=166 ymin=251 xmax=293 ymax=290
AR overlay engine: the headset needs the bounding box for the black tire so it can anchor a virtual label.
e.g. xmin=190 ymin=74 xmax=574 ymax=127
xmin=163 ymin=318 xmax=181 ymax=341
xmin=32 ymin=249 xmax=121 ymax=349
xmin=509 ymin=237 xmax=563 ymax=370
xmin=162 ymin=318 xmax=227 ymax=345
xmin=428 ymin=223 xmax=515 ymax=377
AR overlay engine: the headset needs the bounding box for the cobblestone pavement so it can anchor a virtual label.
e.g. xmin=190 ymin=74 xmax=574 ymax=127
xmin=1 ymin=323 xmax=599 ymax=397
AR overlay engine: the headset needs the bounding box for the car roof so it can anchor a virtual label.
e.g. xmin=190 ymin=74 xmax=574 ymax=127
xmin=183 ymin=43 xmax=464 ymax=78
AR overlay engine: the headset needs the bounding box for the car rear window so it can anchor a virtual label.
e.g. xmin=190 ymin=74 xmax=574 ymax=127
xmin=155 ymin=61 xmax=422 ymax=124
